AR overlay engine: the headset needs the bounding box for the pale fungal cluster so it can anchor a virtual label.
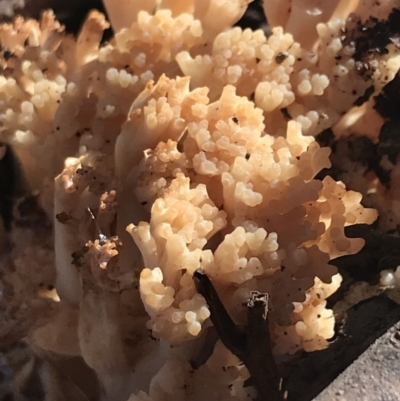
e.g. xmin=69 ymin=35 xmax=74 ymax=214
xmin=0 ymin=0 xmax=399 ymax=400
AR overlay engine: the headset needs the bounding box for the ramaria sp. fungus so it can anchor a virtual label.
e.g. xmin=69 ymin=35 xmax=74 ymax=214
xmin=5 ymin=0 xmax=400 ymax=400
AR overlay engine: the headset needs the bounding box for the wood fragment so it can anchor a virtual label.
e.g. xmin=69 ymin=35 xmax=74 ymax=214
xmin=193 ymin=268 xmax=284 ymax=401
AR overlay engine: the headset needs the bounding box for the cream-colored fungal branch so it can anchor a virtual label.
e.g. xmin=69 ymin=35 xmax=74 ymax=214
xmin=264 ymin=0 xmax=341 ymax=47
xmin=194 ymin=0 xmax=254 ymax=39
xmin=103 ymin=0 xmax=156 ymax=32
xmin=0 ymin=1 xmax=398 ymax=400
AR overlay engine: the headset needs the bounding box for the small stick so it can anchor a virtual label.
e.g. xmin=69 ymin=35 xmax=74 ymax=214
xmin=193 ymin=269 xmax=285 ymax=401
xmin=246 ymin=292 xmax=284 ymax=401
xmin=194 ymin=269 xmax=245 ymax=355
xmin=189 ymin=327 xmax=219 ymax=370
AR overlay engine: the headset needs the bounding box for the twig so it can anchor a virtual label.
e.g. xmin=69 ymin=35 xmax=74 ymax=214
xmin=193 ymin=269 xmax=245 ymax=354
xmin=189 ymin=327 xmax=219 ymax=370
xmin=193 ymin=269 xmax=284 ymax=401
xmin=246 ymin=292 xmax=283 ymax=401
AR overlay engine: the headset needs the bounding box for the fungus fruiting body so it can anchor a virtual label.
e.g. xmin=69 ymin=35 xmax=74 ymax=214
xmin=2 ymin=1 xmax=400 ymax=400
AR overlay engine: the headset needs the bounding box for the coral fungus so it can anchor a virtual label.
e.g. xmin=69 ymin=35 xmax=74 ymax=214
xmin=2 ymin=0 xmax=399 ymax=400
